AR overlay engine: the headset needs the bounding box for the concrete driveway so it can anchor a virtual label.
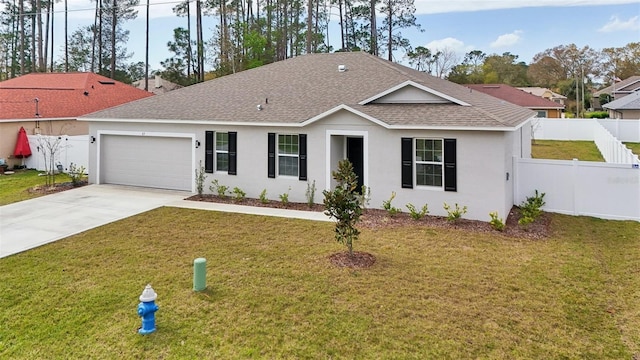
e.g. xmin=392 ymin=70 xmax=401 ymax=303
xmin=0 ymin=185 xmax=189 ymax=259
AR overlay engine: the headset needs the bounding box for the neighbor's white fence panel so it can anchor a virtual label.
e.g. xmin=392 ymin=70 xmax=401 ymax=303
xmin=515 ymin=157 xmax=640 ymax=221
xmin=532 ymin=118 xmax=595 ymax=140
xmin=598 ymin=119 xmax=640 ymax=143
xmin=593 ymin=124 xmax=640 ymax=164
xmin=533 ymin=118 xmax=639 ymax=165
xmin=24 ymin=135 xmax=89 ymax=172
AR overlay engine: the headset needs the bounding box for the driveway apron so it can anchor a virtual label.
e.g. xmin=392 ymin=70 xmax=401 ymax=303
xmin=0 ymin=185 xmax=188 ymax=258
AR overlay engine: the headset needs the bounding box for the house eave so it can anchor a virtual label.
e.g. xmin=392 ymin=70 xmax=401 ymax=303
xmin=0 ymin=117 xmax=77 ymax=122
xmin=80 ymin=112 xmax=522 ymax=132
xmin=358 ymin=80 xmax=471 ymax=106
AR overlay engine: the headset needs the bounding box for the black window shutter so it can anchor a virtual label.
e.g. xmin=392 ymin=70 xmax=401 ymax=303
xmin=205 ymin=131 xmax=214 ymax=173
xmin=444 ymin=138 xmax=457 ymax=192
xmin=299 ymin=134 xmax=307 ymax=181
xmin=268 ymin=133 xmax=276 ymax=178
xmin=228 ymin=132 xmax=237 ymax=175
xmin=401 ymin=137 xmax=413 ymax=189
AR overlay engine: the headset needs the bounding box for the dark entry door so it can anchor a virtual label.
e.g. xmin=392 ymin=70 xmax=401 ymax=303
xmin=346 ymin=137 xmax=364 ymax=192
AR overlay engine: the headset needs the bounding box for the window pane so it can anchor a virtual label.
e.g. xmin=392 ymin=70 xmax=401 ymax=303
xmin=278 ymin=134 xmax=299 ymax=155
xmin=216 ymin=153 xmax=229 ymax=172
xmin=216 ymin=132 xmax=228 ymax=151
xmin=278 ymin=156 xmax=298 ymax=176
xmin=416 ymin=164 xmax=443 ymax=186
xmin=416 ymin=139 xmax=443 ymax=162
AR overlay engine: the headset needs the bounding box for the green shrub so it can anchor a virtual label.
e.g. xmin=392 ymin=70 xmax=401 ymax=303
xmin=305 ymin=180 xmax=317 ymax=208
xmin=232 ymin=187 xmax=246 ymax=202
xmin=406 ymin=203 xmax=428 ymax=220
xmin=382 ymin=191 xmax=401 ymax=216
xmin=489 ymin=211 xmax=505 ymax=231
xmin=194 ymin=161 xmax=206 ymax=195
xmin=323 ymin=160 xmax=363 ymax=256
xmin=209 ymin=179 xmax=228 ymax=198
xmin=443 ymin=202 xmax=467 ymax=223
xmin=68 ymin=163 xmax=86 ymax=187
xmin=279 ymin=187 xmax=291 ymax=206
xmin=259 ymin=189 xmax=269 ymax=204
xmin=519 ymin=190 xmax=546 ymax=227
xmin=585 ymin=111 xmax=609 ymax=119
xmin=358 ymin=185 xmax=371 ymax=209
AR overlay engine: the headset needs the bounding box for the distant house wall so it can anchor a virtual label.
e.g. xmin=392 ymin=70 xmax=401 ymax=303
xmin=607 ymin=109 xmax=640 ymax=119
xmin=0 ymin=119 xmax=87 ymax=168
xmin=535 ymin=109 xmax=562 ymax=118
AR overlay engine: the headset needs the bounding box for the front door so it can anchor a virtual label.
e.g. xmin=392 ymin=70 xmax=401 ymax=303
xmin=346 ymin=137 xmax=364 ymax=192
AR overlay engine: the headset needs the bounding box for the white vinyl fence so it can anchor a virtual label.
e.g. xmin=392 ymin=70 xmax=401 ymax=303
xmin=24 ymin=135 xmax=89 ymax=173
xmin=515 ymin=157 xmax=640 ymax=221
xmin=532 ymin=118 xmax=640 ymax=165
xmin=598 ymin=119 xmax=640 ymax=143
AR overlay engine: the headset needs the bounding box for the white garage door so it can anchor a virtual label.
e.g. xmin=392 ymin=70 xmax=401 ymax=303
xmin=100 ymin=135 xmax=192 ymax=191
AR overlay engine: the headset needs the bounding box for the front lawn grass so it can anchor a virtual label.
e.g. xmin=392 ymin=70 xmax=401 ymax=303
xmin=1 ymin=208 xmax=640 ymax=358
xmin=624 ymin=142 xmax=640 ymax=156
xmin=531 ymin=140 xmax=605 ymax=161
xmin=0 ymin=169 xmax=71 ymax=205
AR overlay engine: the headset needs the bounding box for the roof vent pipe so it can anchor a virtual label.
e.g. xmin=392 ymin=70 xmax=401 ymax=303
xmin=338 ymin=65 xmax=347 ymax=72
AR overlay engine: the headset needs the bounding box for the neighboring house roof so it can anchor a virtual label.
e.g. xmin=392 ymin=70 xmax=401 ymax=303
xmin=517 ymin=87 xmax=567 ymax=100
xmin=82 ymin=52 xmax=534 ymax=130
xmin=467 ymin=84 xmax=565 ymax=110
xmin=603 ymin=90 xmax=640 ymax=110
xmin=132 ymin=75 xmax=182 ymax=95
xmin=0 ymin=72 xmax=154 ymax=120
xmin=593 ymin=76 xmax=640 ymax=97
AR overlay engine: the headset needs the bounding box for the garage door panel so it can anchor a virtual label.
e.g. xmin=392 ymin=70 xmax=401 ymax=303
xmin=101 ymin=135 xmax=192 ymax=191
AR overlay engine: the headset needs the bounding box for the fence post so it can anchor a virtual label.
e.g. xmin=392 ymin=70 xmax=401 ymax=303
xmin=572 ymin=159 xmax=579 ymax=216
xmin=513 ymin=156 xmax=519 ymax=207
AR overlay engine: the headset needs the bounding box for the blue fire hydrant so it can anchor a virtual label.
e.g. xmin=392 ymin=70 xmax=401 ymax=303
xmin=137 ymin=284 xmax=159 ymax=335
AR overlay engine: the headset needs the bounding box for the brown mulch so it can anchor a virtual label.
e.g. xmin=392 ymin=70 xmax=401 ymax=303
xmin=329 ymin=251 xmax=376 ymax=269
xmin=27 ymin=181 xmax=88 ymax=195
xmin=186 ymin=194 xmax=551 ymax=240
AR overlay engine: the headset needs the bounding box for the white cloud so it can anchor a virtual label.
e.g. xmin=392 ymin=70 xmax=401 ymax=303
xmin=598 ymin=15 xmax=640 ymax=32
xmin=424 ymin=37 xmax=474 ymax=54
xmin=414 ymin=0 xmax=639 ymax=15
xmin=490 ymin=30 xmax=523 ymax=48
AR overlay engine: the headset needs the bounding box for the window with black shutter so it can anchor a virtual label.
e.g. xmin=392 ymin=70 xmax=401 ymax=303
xmin=205 ymin=131 xmax=214 ymax=173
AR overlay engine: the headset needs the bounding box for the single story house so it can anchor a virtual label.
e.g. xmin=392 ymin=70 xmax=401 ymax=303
xmin=0 ymin=72 xmax=153 ymax=168
xmin=593 ymin=76 xmax=640 ymax=110
xmin=80 ymin=52 xmax=535 ymax=221
xmin=517 ymin=87 xmax=567 ymax=106
xmin=467 ymin=84 xmax=565 ymax=118
xmin=603 ymin=91 xmax=640 ymax=119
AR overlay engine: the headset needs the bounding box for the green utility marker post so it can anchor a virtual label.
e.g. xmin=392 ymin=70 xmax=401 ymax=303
xmin=193 ymin=258 xmax=207 ymax=291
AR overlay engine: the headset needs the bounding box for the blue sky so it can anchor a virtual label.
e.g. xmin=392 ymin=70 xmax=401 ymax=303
xmin=39 ymin=0 xmax=640 ymax=71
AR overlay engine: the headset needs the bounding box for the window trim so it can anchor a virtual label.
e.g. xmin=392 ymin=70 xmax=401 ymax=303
xmin=401 ymin=137 xmax=456 ymax=192
xmin=205 ymin=131 xmax=236 ymax=175
xmin=277 ymin=134 xmax=300 ymax=177
xmin=415 ymin=138 xmax=444 ymax=189
xmin=215 ymin=132 xmax=229 ymax=173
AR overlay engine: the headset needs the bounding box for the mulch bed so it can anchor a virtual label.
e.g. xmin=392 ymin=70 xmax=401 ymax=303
xmin=27 ymin=181 xmax=88 ymax=195
xmin=186 ymin=194 xmax=551 ymax=240
xmin=187 ymin=194 xmax=551 ymax=269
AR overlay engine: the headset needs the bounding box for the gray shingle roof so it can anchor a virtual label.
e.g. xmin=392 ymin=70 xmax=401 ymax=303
xmin=603 ymin=91 xmax=640 ymax=110
xmin=82 ymin=52 xmax=534 ymax=129
xmin=594 ymin=76 xmax=640 ymax=96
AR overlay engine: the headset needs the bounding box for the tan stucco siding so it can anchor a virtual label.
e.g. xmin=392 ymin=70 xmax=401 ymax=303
xmin=0 ymin=119 xmax=87 ymax=168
